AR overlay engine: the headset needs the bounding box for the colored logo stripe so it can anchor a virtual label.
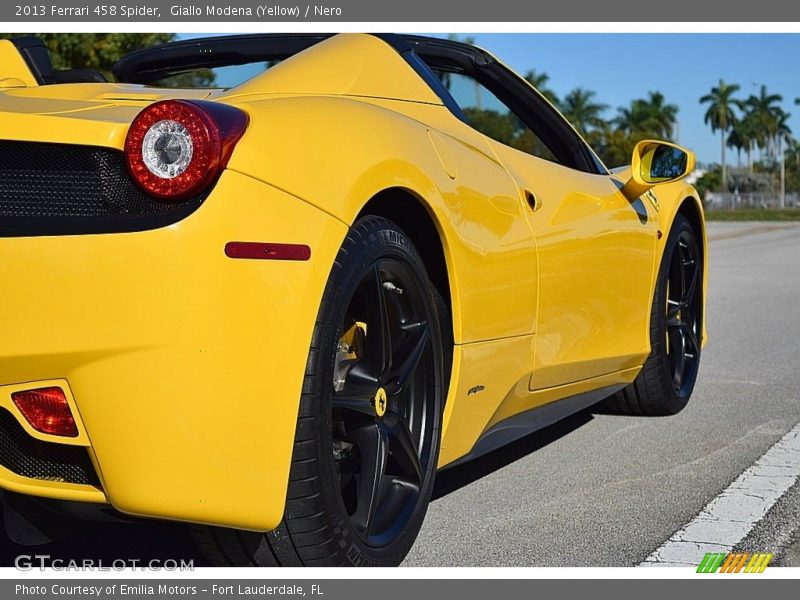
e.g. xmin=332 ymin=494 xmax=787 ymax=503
xmin=697 ymin=552 xmax=772 ymax=573
xmin=697 ymin=552 xmax=726 ymax=573
xmin=745 ymin=553 xmax=773 ymax=573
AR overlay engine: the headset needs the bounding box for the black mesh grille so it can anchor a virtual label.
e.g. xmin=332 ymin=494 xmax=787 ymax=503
xmin=0 ymin=140 xmax=206 ymax=236
xmin=0 ymin=408 xmax=100 ymax=487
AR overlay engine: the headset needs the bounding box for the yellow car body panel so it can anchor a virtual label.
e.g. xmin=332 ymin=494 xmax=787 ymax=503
xmin=0 ymin=33 xmax=707 ymax=530
xmin=0 ymin=40 xmax=38 ymax=88
xmin=226 ymin=33 xmax=442 ymax=105
xmin=0 ymin=170 xmax=348 ymax=530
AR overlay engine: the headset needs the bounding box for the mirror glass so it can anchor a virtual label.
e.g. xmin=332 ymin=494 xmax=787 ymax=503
xmin=641 ymin=144 xmax=688 ymax=183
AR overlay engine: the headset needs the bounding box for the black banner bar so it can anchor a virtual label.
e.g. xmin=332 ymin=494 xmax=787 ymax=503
xmin=2 ymin=0 xmax=799 ymax=23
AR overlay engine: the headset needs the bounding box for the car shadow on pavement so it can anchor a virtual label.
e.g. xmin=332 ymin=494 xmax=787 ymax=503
xmin=0 ymin=504 xmax=211 ymax=567
xmin=432 ymin=410 xmax=594 ymax=500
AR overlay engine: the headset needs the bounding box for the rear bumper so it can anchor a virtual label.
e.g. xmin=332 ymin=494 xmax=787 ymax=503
xmin=0 ymin=169 xmax=347 ymax=531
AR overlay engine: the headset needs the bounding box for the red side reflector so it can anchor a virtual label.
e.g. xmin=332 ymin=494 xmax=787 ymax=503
xmin=225 ymin=242 xmax=311 ymax=261
xmin=11 ymin=387 xmax=79 ymax=438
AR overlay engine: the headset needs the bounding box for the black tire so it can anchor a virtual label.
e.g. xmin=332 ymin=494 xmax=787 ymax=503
xmin=192 ymin=216 xmax=446 ymax=566
xmin=601 ymin=214 xmax=703 ymax=416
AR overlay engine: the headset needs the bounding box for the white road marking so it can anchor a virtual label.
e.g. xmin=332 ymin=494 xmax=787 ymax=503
xmin=641 ymin=421 xmax=800 ymax=567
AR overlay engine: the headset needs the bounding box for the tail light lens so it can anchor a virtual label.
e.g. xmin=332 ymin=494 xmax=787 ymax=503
xmin=11 ymin=387 xmax=79 ymax=438
xmin=124 ymin=100 xmax=248 ymax=201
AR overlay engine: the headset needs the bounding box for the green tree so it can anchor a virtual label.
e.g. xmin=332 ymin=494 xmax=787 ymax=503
xmin=642 ymin=91 xmax=679 ymax=139
xmin=559 ymin=88 xmax=608 ymax=136
xmin=726 ymin=122 xmax=747 ymax=170
xmin=693 ymin=168 xmax=722 ymax=203
xmin=524 ymin=69 xmax=559 ymax=105
xmin=734 ymin=110 xmax=761 ymax=173
xmin=615 ymin=91 xmax=678 ymax=140
xmin=700 ymin=79 xmax=741 ymax=190
xmin=745 ymin=85 xmax=784 ymax=162
xmin=593 ymin=127 xmax=636 ymax=168
xmin=0 ymin=33 xmax=215 ymax=86
xmin=462 ymin=108 xmax=518 ymax=147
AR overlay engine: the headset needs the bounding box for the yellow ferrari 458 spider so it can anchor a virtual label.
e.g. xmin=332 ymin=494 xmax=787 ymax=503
xmin=0 ymin=33 xmax=706 ymax=566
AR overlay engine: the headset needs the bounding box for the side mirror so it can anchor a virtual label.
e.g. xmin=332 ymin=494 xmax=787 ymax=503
xmin=622 ymin=140 xmax=696 ymax=202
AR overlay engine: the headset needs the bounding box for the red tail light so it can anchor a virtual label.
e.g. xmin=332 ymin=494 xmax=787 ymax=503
xmin=124 ymin=100 xmax=248 ymax=201
xmin=11 ymin=387 xmax=79 ymax=438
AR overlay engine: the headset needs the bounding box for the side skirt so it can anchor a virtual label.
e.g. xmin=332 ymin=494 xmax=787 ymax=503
xmin=441 ymin=383 xmax=625 ymax=470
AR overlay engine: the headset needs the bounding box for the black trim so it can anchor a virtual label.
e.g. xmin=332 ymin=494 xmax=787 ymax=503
xmin=0 ymin=140 xmax=208 ymax=238
xmin=113 ymin=34 xmax=333 ymax=84
xmin=443 ymin=383 xmax=625 ymax=469
xmin=9 ymin=36 xmax=107 ymax=85
xmin=0 ymin=408 xmax=100 ymax=487
xmin=0 ymin=200 xmax=204 ymax=238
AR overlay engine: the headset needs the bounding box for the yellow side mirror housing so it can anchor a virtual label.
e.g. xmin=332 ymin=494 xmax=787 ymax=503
xmin=622 ymin=139 xmax=696 ymax=202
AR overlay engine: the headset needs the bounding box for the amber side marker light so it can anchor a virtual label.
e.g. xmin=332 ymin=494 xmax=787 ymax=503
xmin=11 ymin=387 xmax=79 ymax=437
xmin=225 ymin=242 xmax=311 ymax=261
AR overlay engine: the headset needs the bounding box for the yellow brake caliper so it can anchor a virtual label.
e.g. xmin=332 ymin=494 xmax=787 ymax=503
xmin=333 ymin=318 xmax=367 ymax=392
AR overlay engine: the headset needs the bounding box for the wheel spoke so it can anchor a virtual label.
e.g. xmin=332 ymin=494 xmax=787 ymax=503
xmin=390 ymin=324 xmax=429 ymax=394
xmin=341 ymin=363 xmax=380 ymax=395
xmin=385 ymin=412 xmax=423 ymax=483
xmin=677 ymin=241 xmax=688 ymax=301
xmin=683 ymin=259 xmax=699 ymax=306
xmin=682 ymin=322 xmax=700 ymax=357
xmin=331 ymin=394 xmax=375 ymax=416
xmin=350 ymin=424 xmax=389 ymax=535
xmin=668 ymin=327 xmax=686 ymax=387
xmin=362 ymin=263 xmax=393 ymax=376
xmin=391 ymin=475 xmax=421 ymax=494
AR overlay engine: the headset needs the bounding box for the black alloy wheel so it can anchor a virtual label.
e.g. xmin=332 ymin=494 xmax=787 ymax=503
xmin=331 ymin=258 xmax=437 ymax=547
xmin=665 ymin=228 xmax=702 ymax=399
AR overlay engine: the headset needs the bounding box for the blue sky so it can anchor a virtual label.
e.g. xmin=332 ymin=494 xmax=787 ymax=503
xmin=179 ymin=33 xmax=800 ymax=165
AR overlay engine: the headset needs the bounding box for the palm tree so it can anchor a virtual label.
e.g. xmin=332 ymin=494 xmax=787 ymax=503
xmin=524 ymin=69 xmax=559 ymax=106
xmin=775 ymin=109 xmax=793 ymax=145
xmin=615 ymin=91 xmax=678 ymax=141
xmin=726 ymin=123 xmax=746 ymax=170
xmin=643 ymin=91 xmax=679 ymax=139
xmin=746 ymin=85 xmax=783 ymax=162
xmin=559 ymin=88 xmax=608 ymax=136
xmin=700 ymin=79 xmax=741 ymax=191
xmin=737 ymin=110 xmax=760 ymax=173
xmin=773 ymin=109 xmax=793 ymax=208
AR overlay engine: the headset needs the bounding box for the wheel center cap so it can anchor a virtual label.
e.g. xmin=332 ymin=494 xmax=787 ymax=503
xmin=373 ymin=387 xmax=388 ymax=418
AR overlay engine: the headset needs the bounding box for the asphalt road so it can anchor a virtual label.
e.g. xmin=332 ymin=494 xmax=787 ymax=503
xmin=1 ymin=221 xmax=798 ymax=567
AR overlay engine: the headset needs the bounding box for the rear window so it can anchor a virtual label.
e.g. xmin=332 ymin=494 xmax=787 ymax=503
xmin=151 ymin=60 xmax=281 ymax=89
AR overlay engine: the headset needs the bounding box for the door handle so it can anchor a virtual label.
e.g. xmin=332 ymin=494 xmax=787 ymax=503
xmin=524 ymin=189 xmax=540 ymax=212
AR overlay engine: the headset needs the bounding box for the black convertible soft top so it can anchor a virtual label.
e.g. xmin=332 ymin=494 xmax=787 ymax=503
xmin=111 ymin=33 xmax=493 ymax=85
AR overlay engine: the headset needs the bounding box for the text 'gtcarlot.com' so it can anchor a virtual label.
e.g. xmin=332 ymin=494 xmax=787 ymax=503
xmin=14 ymin=555 xmax=194 ymax=571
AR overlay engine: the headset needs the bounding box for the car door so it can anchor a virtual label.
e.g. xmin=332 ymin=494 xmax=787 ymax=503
xmin=430 ymin=65 xmax=657 ymax=390
xmin=494 ymin=144 xmax=656 ymax=389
